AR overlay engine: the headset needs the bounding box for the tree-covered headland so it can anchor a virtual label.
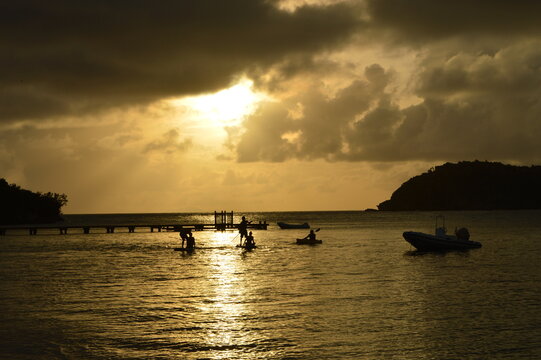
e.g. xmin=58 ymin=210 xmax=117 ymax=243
xmin=0 ymin=178 xmax=68 ymax=224
xmin=378 ymin=161 xmax=541 ymax=211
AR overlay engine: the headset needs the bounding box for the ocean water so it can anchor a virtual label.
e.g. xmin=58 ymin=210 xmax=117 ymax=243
xmin=1 ymin=210 xmax=541 ymax=359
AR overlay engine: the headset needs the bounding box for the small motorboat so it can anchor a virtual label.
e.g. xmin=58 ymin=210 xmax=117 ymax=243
xmin=277 ymin=222 xmax=310 ymax=229
xmin=296 ymin=238 xmax=322 ymax=245
xmin=403 ymin=216 xmax=482 ymax=251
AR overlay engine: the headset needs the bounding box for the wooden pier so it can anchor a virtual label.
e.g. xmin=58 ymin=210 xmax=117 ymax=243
xmin=0 ymin=211 xmax=268 ymax=235
xmin=0 ymin=222 xmax=268 ymax=235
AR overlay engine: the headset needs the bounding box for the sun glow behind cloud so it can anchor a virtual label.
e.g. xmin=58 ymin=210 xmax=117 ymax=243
xmin=175 ymin=79 xmax=267 ymax=129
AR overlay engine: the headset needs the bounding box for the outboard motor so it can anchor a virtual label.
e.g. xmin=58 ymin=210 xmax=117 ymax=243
xmin=455 ymin=227 xmax=470 ymax=241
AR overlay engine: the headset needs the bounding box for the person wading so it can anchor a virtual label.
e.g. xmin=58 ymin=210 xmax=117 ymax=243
xmin=179 ymin=229 xmax=189 ymax=248
xmin=238 ymin=216 xmax=251 ymax=245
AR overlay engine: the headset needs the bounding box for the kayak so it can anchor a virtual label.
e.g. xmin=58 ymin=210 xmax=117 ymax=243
xmin=174 ymin=247 xmax=195 ymax=251
xmin=296 ymin=238 xmax=322 ymax=245
xmin=236 ymin=244 xmax=257 ymax=250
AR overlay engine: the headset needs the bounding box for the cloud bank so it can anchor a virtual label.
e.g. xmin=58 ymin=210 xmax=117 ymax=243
xmin=228 ymin=0 xmax=541 ymax=163
xmin=0 ymin=0 xmax=361 ymax=123
xmin=2 ymin=0 xmax=541 ymax=165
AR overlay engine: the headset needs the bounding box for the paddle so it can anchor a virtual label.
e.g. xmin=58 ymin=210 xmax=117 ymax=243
xmin=231 ymin=232 xmax=242 ymax=245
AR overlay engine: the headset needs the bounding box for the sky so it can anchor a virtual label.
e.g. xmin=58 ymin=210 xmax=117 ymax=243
xmin=2 ymin=0 xmax=541 ymax=213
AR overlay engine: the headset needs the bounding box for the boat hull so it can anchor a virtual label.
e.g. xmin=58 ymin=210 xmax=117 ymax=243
xmin=403 ymin=231 xmax=482 ymax=251
xmin=278 ymin=222 xmax=310 ymax=229
xmin=296 ymin=238 xmax=322 ymax=245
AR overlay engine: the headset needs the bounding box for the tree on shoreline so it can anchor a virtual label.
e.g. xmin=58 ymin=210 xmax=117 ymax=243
xmin=0 ymin=179 xmax=68 ymax=224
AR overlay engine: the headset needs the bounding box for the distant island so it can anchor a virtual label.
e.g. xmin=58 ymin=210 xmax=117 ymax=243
xmin=377 ymin=161 xmax=541 ymax=211
xmin=0 ymin=178 xmax=68 ymax=224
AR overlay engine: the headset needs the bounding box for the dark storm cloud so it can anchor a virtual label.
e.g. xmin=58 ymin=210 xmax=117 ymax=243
xmin=0 ymin=0 xmax=361 ymax=123
xmin=365 ymin=0 xmax=541 ymax=41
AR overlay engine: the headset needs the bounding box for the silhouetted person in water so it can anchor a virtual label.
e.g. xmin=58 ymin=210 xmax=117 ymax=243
xmin=238 ymin=216 xmax=251 ymax=245
xmin=303 ymin=229 xmax=316 ymax=241
xmin=244 ymin=231 xmax=255 ymax=247
xmin=179 ymin=229 xmax=189 ymax=248
xmin=186 ymin=232 xmax=196 ymax=250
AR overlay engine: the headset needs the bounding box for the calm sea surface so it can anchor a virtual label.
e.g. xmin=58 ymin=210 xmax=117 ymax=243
xmin=1 ymin=210 xmax=541 ymax=359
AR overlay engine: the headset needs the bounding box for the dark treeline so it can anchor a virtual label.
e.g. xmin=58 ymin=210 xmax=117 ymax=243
xmin=378 ymin=161 xmax=541 ymax=211
xmin=0 ymin=178 xmax=68 ymax=224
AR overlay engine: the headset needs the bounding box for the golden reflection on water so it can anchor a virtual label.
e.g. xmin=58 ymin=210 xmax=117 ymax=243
xmin=200 ymin=231 xmax=254 ymax=356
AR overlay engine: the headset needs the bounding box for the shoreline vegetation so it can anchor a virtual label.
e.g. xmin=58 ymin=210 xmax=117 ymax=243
xmin=0 ymin=178 xmax=68 ymax=225
xmin=377 ymin=161 xmax=541 ymax=211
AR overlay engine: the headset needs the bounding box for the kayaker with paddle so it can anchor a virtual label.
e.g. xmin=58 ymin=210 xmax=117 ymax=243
xmin=303 ymin=229 xmax=317 ymax=241
xmin=238 ymin=216 xmax=251 ymax=245
xmin=296 ymin=228 xmax=322 ymax=245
